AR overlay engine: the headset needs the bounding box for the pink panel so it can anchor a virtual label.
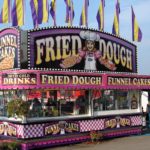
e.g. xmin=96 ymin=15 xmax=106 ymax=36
xmin=79 ymin=119 xmax=105 ymax=132
xmin=130 ymin=116 xmax=142 ymax=126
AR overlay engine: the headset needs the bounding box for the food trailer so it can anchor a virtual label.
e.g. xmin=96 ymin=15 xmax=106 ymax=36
xmin=0 ymin=27 xmax=150 ymax=149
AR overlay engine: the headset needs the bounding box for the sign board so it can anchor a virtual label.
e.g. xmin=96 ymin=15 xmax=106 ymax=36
xmin=28 ymin=27 xmax=137 ymax=73
xmin=2 ymin=73 xmax=37 ymax=85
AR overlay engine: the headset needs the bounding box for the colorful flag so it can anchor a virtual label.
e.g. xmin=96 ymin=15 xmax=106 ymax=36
xmin=96 ymin=0 xmax=105 ymax=31
xmin=12 ymin=0 xmax=25 ymax=26
xmin=30 ymin=0 xmax=38 ymax=27
xmin=64 ymin=0 xmax=71 ymax=23
xmin=79 ymin=0 xmax=89 ymax=27
xmin=69 ymin=0 xmax=75 ymax=26
xmin=64 ymin=0 xmax=74 ymax=26
xmin=38 ymin=0 xmax=49 ymax=24
xmin=30 ymin=0 xmax=49 ymax=28
xmin=50 ymin=0 xmax=56 ymax=26
xmin=0 ymin=0 xmax=11 ymax=23
xmin=112 ymin=0 xmax=120 ymax=36
xmin=131 ymin=6 xmax=142 ymax=42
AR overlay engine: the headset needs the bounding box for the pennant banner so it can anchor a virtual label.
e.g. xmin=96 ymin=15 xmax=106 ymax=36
xmin=64 ymin=0 xmax=74 ymax=26
xmin=112 ymin=0 xmax=120 ymax=36
xmin=96 ymin=0 xmax=105 ymax=31
xmin=12 ymin=0 xmax=25 ymax=26
xmin=79 ymin=0 xmax=89 ymax=27
xmin=131 ymin=6 xmax=142 ymax=42
xmin=0 ymin=0 xmax=11 ymax=23
xmin=30 ymin=0 xmax=49 ymax=28
xmin=38 ymin=0 xmax=49 ymax=24
xmin=64 ymin=0 xmax=71 ymax=23
xmin=50 ymin=0 xmax=56 ymax=26
xmin=30 ymin=0 xmax=38 ymax=27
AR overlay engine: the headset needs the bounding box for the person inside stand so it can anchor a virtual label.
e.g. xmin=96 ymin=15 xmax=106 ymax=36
xmin=45 ymin=98 xmax=53 ymax=117
xmin=76 ymin=95 xmax=87 ymax=114
xmin=32 ymin=98 xmax=42 ymax=117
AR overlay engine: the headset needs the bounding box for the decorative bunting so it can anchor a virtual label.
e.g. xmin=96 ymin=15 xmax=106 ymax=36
xmin=12 ymin=0 xmax=25 ymax=26
xmin=96 ymin=0 xmax=105 ymax=31
xmin=131 ymin=6 xmax=142 ymax=42
xmin=0 ymin=0 xmax=11 ymax=23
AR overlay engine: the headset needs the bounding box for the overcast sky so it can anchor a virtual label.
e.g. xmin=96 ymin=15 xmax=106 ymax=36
xmin=0 ymin=0 xmax=150 ymax=75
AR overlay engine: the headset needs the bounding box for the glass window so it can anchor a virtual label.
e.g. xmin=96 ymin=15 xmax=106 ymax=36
xmin=0 ymin=90 xmax=19 ymax=117
xmin=27 ymin=89 xmax=90 ymax=118
xmin=93 ymin=90 xmax=139 ymax=112
xmin=0 ymin=89 xmax=90 ymax=118
xmin=93 ymin=90 xmax=115 ymax=111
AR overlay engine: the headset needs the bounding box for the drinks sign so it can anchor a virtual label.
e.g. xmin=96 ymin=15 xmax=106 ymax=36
xmin=28 ymin=27 xmax=137 ymax=73
xmin=2 ymin=73 xmax=37 ymax=85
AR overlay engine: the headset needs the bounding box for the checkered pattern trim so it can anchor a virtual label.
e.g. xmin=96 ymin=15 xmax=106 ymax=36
xmin=17 ymin=125 xmax=24 ymax=138
xmin=79 ymin=119 xmax=105 ymax=132
xmin=130 ymin=116 xmax=142 ymax=126
xmin=17 ymin=124 xmax=44 ymax=139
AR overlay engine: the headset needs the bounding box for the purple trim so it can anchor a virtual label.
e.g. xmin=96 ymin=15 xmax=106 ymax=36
xmin=21 ymin=135 xmax=90 ymax=150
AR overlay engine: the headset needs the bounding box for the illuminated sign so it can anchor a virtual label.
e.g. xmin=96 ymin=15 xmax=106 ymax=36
xmin=29 ymin=27 xmax=137 ymax=73
xmin=0 ymin=28 xmax=20 ymax=70
xmin=108 ymin=76 xmax=150 ymax=86
xmin=40 ymin=74 xmax=102 ymax=86
xmin=2 ymin=73 xmax=37 ymax=85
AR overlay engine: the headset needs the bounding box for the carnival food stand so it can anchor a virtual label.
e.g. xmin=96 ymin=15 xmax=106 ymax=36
xmin=0 ymin=27 xmax=150 ymax=149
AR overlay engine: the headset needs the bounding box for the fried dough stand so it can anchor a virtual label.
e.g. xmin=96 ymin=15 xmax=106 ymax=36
xmin=0 ymin=27 xmax=150 ymax=149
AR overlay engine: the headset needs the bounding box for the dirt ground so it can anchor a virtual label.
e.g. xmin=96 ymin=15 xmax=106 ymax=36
xmin=43 ymin=135 xmax=150 ymax=150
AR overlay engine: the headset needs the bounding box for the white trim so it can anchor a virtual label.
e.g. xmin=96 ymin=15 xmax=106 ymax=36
xmin=94 ymin=109 xmax=140 ymax=116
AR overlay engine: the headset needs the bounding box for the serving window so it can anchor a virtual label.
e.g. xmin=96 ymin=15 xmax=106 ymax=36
xmin=92 ymin=89 xmax=140 ymax=113
xmin=28 ymin=89 xmax=90 ymax=117
xmin=0 ymin=89 xmax=140 ymax=120
xmin=0 ymin=89 xmax=90 ymax=118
